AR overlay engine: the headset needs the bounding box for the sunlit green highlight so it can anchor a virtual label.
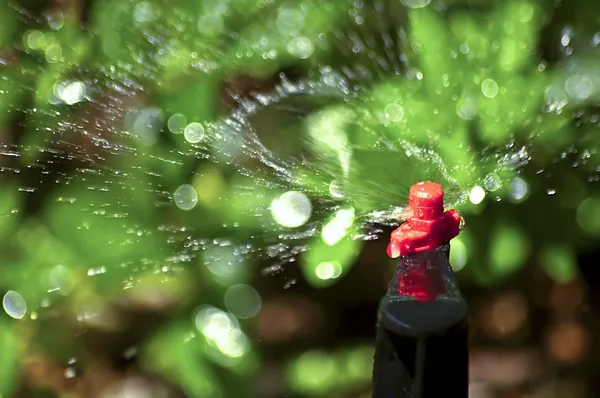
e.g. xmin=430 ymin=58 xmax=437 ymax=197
xmin=302 ymin=236 xmax=362 ymax=288
xmin=449 ymin=238 xmax=468 ymax=272
xmin=287 ymin=346 xmax=373 ymax=395
xmin=287 ymin=36 xmax=314 ymax=59
xmin=315 ymin=261 xmax=342 ymax=280
xmin=287 ymin=351 xmax=337 ymax=395
xmin=343 ymin=346 xmax=374 ymax=381
xmin=193 ymin=168 xmax=227 ymax=207
xmin=321 ymin=207 xmax=355 ymax=246
xmin=48 ymin=265 xmax=74 ymax=296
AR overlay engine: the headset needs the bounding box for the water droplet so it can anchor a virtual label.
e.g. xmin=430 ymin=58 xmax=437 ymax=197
xmin=384 ymin=103 xmax=405 ymax=122
xmin=24 ymin=30 xmax=45 ymax=50
xmin=560 ymin=28 xmax=572 ymax=47
xmin=457 ymin=96 xmax=477 ymax=120
xmin=400 ymin=0 xmax=431 ymax=9
xmin=283 ymin=279 xmax=297 ymax=289
xmin=55 ymin=81 xmax=87 ymax=105
xmin=271 ymin=191 xmax=312 ymax=228
xmin=47 ymin=12 xmax=65 ymax=30
xmin=168 ymin=113 xmax=187 ymax=134
xmin=184 ymin=122 xmax=205 ymax=143
xmin=174 ymin=184 xmax=198 ymax=210
xmin=469 ymin=186 xmax=486 ymax=205
xmin=483 ymin=173 xmax=502 ymax=192
xmin=87 ymin=266 xmax=106 ymax=276
xmin=545 ymin=85 xmax=569 ymax=113
xmin=130 ymin=107 xmax=163 ymax=144
xmin=3 ymin=291 xmax=26 ymax=320
xmin=287 ymin=37 xmax=314 ymax=59
xmin=45 ymin=44 xmax=62 ymax=63
xmin=510 ymin=177 xmax=528 ymax=201
xmin=481 ymin=79 xmax=499 ymax=98
xmin=64 ymin=368 xmax=76 ymax=379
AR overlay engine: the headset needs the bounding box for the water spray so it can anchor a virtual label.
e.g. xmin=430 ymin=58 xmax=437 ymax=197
xmin=372 ymin=181 xmax=469 ymax=398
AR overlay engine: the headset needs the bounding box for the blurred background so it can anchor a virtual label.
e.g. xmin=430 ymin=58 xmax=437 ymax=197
xmin=1 ymin=0 xmax=600 ymax=397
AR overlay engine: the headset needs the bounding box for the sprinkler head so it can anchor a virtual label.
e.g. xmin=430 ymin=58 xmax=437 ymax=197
xmin=387 ymin=181 xmax=462 ymax=258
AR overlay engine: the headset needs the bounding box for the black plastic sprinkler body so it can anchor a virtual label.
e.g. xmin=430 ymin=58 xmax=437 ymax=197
xmin=372 ymin=181 xmax=469 ymax=398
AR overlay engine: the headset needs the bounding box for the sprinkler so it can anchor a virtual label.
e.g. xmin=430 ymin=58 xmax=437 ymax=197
xmin=372 ymin=181 xmax=469 ymax=398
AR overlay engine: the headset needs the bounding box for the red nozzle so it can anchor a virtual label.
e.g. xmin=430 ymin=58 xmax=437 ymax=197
xmin=387 ymin=181 xmax=462 ymax=258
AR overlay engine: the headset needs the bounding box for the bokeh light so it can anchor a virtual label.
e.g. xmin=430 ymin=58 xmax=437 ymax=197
xmin=184 ymin=122 xmax=205 ymax=144
xmin=271 ymin=191 xmax=312 ymax=228
xmin=321 ymin=207 xmax=355 ymax=246
xmin=224 ymin=284 xmax=262 ymax=319
xmin=576 ymin=196 xmax=600 ymax=235
xmin=469 ymin=186 xmax=486 ymax=204
xmin=481 ymin=292 xmax=528 ymax=339
xmin=195 ymin=306 xmax=249 ymax=359
xmin=174 ymin=184 xmax=199 ymax=210
xmin=546 ymin=321 xmax=590 ymax=365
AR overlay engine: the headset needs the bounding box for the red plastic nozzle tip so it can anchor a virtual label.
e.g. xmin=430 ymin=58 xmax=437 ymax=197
xmin=409 ymin=182 xmax=444 ymax=214
xmin=387 ymin=181 xmax=462 ymax=258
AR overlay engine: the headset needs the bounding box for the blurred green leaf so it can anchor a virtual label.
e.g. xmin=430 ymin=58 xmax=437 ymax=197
xmin=0 ymin=321 xmax=18 ymax=397
xmin=539 ymin=245 xmax=578 ymax=283
xmin=489 ymin=223 xmax=530 ymax=278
